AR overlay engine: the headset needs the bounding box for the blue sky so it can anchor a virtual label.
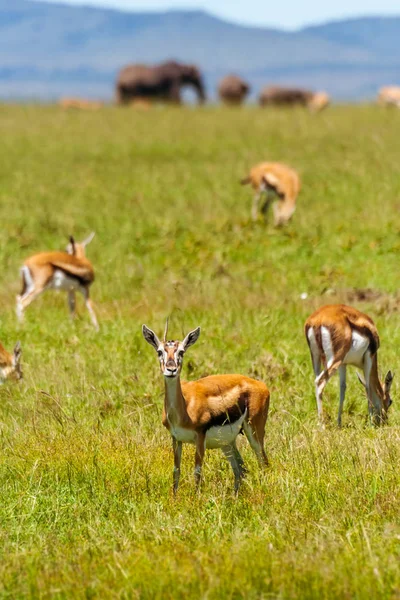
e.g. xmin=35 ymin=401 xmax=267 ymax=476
xmin=53 ymin=0 xmax=400 ymax=28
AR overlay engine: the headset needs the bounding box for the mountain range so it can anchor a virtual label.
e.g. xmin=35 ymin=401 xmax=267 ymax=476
xmin=1 ymin=0 xmax=400 ymax=101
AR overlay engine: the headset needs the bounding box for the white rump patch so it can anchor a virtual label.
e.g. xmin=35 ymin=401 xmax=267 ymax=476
xmin=321 ymin=326 xmax=334 ymax=368
xmin=343 ymin=331 xmax=369 ymax=368
xmin=20 ymin=266 xmax=35 ymax=296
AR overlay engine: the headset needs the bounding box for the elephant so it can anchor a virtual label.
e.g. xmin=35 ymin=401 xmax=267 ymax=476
xmin=218 ymin=75 xmax=250 ymax=105
xmin=259 ymin=86 xmax=329 ymax=112
xmin=115 ymin=61 xmax=206 ymax=105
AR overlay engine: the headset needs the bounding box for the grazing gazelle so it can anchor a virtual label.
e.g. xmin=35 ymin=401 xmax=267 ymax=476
xmin=142 ymin=323 xmax=270 ymax=493
xmin=0 ymin=340 xmax=22 ymax=383
xmin=16 ymin=233 xmax=98 ymax=330
xmin=305 ymin=304 xmax=393 ymax=426
xmin=241 ymin=162 xmax=300 ymax=225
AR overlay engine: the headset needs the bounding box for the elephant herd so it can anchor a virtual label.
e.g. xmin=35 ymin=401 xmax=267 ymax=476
xmin=59 ymin=60 xmax=400 ymax=111
xmin=114 ymin=60 xmax=330 ymax=111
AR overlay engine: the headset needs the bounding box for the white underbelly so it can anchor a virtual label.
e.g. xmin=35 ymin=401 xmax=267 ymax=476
xmin=343 ymin=331 xmax=369 ymax=367
xmin=205 ymin=413 xmax=245 ymax=448
xmin=48 ymin=269 xmax=80 ymax=291
xmin=170 ymin=411 xmax=246 ymax=449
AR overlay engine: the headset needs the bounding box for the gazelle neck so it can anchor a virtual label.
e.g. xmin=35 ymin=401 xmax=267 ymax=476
xmin=368 ymin=355 xmax=384 ymax=418
xmin=164 ymin=375 xmax=189 ymax=426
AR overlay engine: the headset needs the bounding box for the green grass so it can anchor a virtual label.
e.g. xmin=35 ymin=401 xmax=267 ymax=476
xmin=0 ymin=103 xmax=400 ymax=599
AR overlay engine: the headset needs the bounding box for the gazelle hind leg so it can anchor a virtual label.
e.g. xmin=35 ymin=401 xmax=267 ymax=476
xmin=221 ymin=442 xmax=246 ymax=493
xmin=16 ymin=289 xmax=44 ymax=322
xmin=81 ymin=286 xmax=99 ymax=331
xmin=16 ymin=266 xmax=36 ymax=322
xmin=242 ymin=419 xmax=269 ymax=467
xmin=194 ymin=432 xmax=206 ymax=489
xmin=338 ymin=365 xmax=347 ymax=427
xmin=315 ymin=358 xmax=345 ymax=426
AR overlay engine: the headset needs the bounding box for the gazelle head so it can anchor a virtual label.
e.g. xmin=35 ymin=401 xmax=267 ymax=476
xmin=66 ymin=232 xmax=95 ymax=259
xmin=0 ymin=341 xmax=22 ymax=383
xmin=357 ymin=370 xmax=394 ymax=422
xmin=142 ymin=323 xmax=201 ymax=378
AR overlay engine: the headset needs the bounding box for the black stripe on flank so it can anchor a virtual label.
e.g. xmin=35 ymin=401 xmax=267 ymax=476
xmin=52 ymin=266 xmax=94 ymax=286
xmin=202 ymin=391 xmax=249 ymax=432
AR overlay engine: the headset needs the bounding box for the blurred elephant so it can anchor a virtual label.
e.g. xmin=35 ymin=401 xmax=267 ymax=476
xmin=116 ymin=61 xmax=206 ymax=105
xmin=259 ymin=86 xmax=329 ymax=112
xmin=218 ymin=75 xmax=250 ymax=105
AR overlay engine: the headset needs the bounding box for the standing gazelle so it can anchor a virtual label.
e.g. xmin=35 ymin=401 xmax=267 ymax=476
xmin=305 ymin=304 xmax=393 ymax=426
xmin=16 ymin=233 xmax=98 ymax=330
xmin=240 ymin=162 xmax=300 ymax=226
xmin=142 ymin=323 xmax=270 ymax=493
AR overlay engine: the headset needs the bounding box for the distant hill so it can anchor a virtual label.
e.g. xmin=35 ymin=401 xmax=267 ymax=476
xmin=0 ymin=0 xmax=400 ymax=100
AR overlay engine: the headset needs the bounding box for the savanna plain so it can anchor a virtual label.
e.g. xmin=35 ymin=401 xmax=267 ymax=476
xmin=0 ymin=104 xmax=400 ymax=599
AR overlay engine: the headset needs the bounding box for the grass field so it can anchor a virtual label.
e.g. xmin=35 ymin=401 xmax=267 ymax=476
xmin=0 ymin=103 xmax=400 ymax=599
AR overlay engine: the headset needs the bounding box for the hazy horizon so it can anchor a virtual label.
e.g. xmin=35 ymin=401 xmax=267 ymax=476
xmin=35 ymin=0 xmax=400 ymax=29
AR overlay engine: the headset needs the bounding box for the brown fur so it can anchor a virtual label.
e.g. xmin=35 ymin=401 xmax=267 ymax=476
xmin=241 ymin=161 xmax=301 ymax=225
xmin=17 ymin=236 xmax=98 ymax=330
xmin=24 ymin=252 xmax=94 ymax=285
xmin=305 ymin=304 xmax=392 ymax=424
xmin=0 ymin=343 xmax=14 ymax=369
xmin=163 ymin=374 xmax=269 ymax=440
xmin=0 ymin=341 xmax=22 ymax=382
xmin=143 ymin=325 xmax=270 ymax=493
xmin=305 ymin=304 xmax=380 ymax=360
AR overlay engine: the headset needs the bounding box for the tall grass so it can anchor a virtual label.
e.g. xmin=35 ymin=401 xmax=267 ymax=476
xmin=0 ymin=104 xmax=399 ymax=598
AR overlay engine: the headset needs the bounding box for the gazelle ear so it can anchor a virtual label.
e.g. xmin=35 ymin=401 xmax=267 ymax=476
xmin=182 ymin=327 xmax=201 ymax=351
xmin=142 ymin=325 xmax=161 ymax=350
xmin=13 ymin=341 xmax=22 ymax=363
xmin=385 ymin=370 xmax=394 ymax=391
xmin=82 ymin=232 xmax=95 ymax=247
xmin=356 ymin=372 xmax=366 ymax=388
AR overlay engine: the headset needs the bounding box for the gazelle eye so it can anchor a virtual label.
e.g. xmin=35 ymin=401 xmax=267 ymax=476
xmin=157 ymin=350 xmax=163 ymax=358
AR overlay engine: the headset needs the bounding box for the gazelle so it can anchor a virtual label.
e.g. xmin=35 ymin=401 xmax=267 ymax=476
xmin=142 ymin=323 xmax=270 ymax=493
xmin=241 ymin=162 xmax=300 ymax=226
xmin=16 ymin=233 xmax=98 ymax=330
xmin=305 ymin=304 xmax=393 ymax=426
xmin=0 ymin=340 xmax=22 ymax=383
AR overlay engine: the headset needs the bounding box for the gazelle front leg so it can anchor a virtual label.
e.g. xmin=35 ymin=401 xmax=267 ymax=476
xmin=242 ymin=419 xmax=269 ymax=467
xmin=81 ymin=287 xmax=99 ymax=331
xmin=68 ymin=290 xmax=76 ymax=320
xmin=338 ymin=365 xmax=347 ymax=427
xmin=194 ymin=431 xmax=206 ymax=489
xmin=172 ymin=437 xmax=182 ymax=495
